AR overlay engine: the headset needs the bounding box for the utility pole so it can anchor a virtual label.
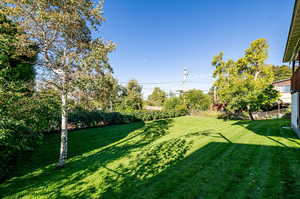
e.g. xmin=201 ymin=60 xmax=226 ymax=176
xmin=182 ymin=67 xmax=189 ymax=104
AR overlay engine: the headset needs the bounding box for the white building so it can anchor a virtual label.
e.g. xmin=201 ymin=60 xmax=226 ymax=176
xmin=272 ymin=79 xmax=291 ymax=104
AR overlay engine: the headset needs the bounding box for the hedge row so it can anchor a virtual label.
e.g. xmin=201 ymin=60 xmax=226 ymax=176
xmin=0 ymin=108 xmax=187 ymax=181
xmin=68 ymin=109 xmax=188 ymax=129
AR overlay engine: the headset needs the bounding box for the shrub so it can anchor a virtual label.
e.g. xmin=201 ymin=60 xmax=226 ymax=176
xmin=0 ymin=117 xmax=41 ymax=181
xmin=68 ymin=108 xmax=139 ymax=129
xmin=68 ymin=109 xmax=188 ymax=129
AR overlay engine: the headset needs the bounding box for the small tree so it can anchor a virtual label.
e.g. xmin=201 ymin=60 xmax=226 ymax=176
xmin=1 ymin=0 xmax=115 ymax=167
xmin=148 ymin=87 xmax=167 ymax=106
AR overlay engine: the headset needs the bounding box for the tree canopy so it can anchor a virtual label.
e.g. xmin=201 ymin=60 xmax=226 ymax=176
xmin=123 ymin=79 xmax=143 ymax=111
xmin=0 ymin=14 xmax=36 ymax=85
xmin=184 ymin=89 xmax=211 ymax=111
xmin=212 ymin=39 xmax=279 ymax=120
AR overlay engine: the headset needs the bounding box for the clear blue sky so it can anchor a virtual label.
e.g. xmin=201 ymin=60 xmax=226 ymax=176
xmin=99 ymin=0 xmax=295 ymax=97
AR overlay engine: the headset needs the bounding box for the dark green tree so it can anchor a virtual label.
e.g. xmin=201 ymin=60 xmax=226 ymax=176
xmin=0 ymin=14 xmax=36 ymax=85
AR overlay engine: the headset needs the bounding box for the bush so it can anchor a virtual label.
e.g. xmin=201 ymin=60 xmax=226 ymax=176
xmin=68 ymin=108 xmax=139 ymax=128
xmin=68 ymin=109 xmax=188 ymax=129
xmin=0 ymin=117 xmax=41 ymax=181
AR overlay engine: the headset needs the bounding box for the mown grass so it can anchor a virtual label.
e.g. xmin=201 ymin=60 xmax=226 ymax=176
xmin=0 ymin=116 xmax=300 ymax=199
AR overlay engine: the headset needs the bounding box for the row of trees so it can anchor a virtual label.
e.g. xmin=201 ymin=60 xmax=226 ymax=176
xmin=146 ymin=87 xmax=211 ymax=111
xmin=211 ymin=38 xmax=281 ymax=120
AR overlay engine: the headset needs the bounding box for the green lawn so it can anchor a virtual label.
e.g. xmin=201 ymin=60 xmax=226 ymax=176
xmin=1 ymin=116 xmax=300 ymax=199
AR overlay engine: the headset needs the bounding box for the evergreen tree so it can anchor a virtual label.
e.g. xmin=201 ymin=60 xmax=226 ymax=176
xmin=0 ymin=14 xmax=36 ymax=86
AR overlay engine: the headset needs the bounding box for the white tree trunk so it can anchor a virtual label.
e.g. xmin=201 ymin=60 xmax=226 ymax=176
xmin=58 ymin=92 xmax=68 ymax=167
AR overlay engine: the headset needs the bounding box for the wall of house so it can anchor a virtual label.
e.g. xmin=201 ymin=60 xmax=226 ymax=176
xmin=280 ymin=92 xmax=292 ymax=104
xmin=291 ymin=93 xmax=300 ymax=137
xmin=272 ymin=79 xmax=291 ymax=104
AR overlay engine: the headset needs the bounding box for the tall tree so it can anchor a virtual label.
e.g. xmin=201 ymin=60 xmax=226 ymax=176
xmin=212 ymin=39 xmax=278 ymax=120
xmin=124 ymin=79 xmax=143 ymax=110
xmin=1 ymin=0 xmax=115 ymax=167
xmin=148 ymin=87 xmax=167 ymax=106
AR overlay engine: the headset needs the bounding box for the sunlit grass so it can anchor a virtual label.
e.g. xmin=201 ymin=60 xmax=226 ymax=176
xmin=0 ymin=116 xmax=299 ymax=199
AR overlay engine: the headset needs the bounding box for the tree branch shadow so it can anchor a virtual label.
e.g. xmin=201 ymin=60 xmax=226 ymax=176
xmin=0 ymin=119 xmax=174 ymax=198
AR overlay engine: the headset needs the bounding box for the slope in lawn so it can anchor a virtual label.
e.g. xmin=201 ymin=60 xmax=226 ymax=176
xmin=0 ymin=117 xmax=300 ymax=199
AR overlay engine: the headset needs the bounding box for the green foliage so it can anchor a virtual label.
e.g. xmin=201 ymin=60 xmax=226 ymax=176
xmin=147 ymin=87 xmax=167 ymax=106
xmin=0 ymin=116 xmax=41 ymax=180
xmin=272 ymin=65 xmax=292 ymax=81
xmin=163 ymin=97 xmax=186 ymax=111
xmin=69 ymin=109 xmax=138 ymax=128
xmin=0 ymin=14 xmax=36 ymax=86
xmin=164 ymin=90 xmax=211 ymax=112
xmin=68 ymin=108 xmax=187 ymax=129
xmin=121 ymin=80 xmax=144 ymax=111
xmin=212 ymin=39 xmax=278 ymax=119
xmin=184 ymin=89 xmax=211 ymax=111
xmin=257 ymin=85 xmax=280 ymax=111
xmin=0 ymin=82 xmax=60 ymax=180
xmin=1 ymin=84 xmax=61 ymax=133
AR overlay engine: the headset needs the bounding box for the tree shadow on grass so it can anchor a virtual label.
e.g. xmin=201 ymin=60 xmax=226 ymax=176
xmin=184 ymin=130 xmax=232 ymax=143
xmin=100 ymin=142 xmax=300 ymax=199
xmin=10 ymin=121 xmax=145 ymax=180
xmin=232 ymin=119 xmax=298 ymax=139
xmin=0 ymin=119 xmax=174 ymax=198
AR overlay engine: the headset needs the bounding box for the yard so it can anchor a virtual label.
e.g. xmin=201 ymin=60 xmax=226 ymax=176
xmin=0 ymin=116 xmax=299 ymax=199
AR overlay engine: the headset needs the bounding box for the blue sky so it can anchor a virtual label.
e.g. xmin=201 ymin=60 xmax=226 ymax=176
xmin=100 ymin=0 xmax=295 ymax=97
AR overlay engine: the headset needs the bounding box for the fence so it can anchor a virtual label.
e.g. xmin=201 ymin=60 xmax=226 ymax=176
xmin=252 ymin=108 xmax=290 ymax=120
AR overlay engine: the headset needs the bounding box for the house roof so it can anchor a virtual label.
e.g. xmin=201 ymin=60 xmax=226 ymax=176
xmin=283 ymin=0 xmax=300 ymax=62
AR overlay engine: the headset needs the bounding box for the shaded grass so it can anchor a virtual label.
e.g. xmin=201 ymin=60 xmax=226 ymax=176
xmin=0 ymin=117 xmax=299 ymax=199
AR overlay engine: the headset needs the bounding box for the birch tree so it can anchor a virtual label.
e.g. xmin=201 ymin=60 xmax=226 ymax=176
xmin=1 ymin=0 xmax=115 ymax=167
